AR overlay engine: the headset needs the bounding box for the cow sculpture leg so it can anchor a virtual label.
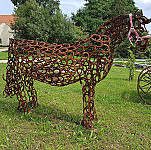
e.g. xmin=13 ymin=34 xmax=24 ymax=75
xmin=81 ymin=80 xmax=97 ymax=129
xmin=24 ymin=76 xmax=38 ymax=109
xmin=17 ymin=89 xmax=29 ymax=112
xmin=26 ymin=85 xmax=38 ymax=109
xmin=17 ymin=75 xmax=38 ymax=112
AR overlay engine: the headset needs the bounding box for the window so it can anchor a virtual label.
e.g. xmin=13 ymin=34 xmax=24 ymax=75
xmin=0 ymin=38 xmax=2 ymax=44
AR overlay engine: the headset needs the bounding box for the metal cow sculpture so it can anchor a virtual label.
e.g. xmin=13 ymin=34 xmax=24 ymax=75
xmin=3 ymin=10 xmax=151 ymax=129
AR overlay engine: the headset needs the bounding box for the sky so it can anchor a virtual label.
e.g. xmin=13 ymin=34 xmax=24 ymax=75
xmin=0 ymin=0 xmax=151 ymax=32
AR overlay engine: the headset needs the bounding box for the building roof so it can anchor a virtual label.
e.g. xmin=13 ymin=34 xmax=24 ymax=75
xmin=0 ymin=15 xmax=15 ymax=26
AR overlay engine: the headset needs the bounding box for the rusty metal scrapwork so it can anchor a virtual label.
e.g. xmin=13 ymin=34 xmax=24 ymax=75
xmin=3 ymin=10 xmax=151 ymax=129
xmin=137 ymin=66 xmax=151 ymax=105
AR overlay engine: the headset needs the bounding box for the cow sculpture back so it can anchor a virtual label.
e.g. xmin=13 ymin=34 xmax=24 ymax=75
xmin=3 ymin=10 xmax=151 ymax=129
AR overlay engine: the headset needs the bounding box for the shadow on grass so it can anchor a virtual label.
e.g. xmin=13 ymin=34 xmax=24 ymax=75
xmin=0 ymin=97 xmax=82 ymax=126
xmin=122 ymin=90 xmax=145 ymax=104
xmin=33 ymin=103 xmax=82 ymax=125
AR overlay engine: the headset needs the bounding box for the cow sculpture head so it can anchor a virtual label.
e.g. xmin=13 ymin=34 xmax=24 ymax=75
xmin=127 ymin=9 xmax=151 ymax=51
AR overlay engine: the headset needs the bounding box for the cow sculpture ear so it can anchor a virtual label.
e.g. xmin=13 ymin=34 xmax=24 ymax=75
xmin=134 ymin=9 xmax=143 ymax=19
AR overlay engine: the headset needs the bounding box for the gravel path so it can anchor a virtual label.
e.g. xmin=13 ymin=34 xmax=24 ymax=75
xmin=0 ymin=60 xmax=8 ymax=63
xmin=0 ymin=47 xmax=8 ymax=52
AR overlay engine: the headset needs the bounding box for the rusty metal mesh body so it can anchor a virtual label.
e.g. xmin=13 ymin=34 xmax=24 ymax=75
xmin=3 ymin=10 xmax=150 ymax=129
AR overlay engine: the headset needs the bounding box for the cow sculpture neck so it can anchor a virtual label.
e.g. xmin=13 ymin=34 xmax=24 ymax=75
xmin=3 ymin=10 xmax=151 ymax=129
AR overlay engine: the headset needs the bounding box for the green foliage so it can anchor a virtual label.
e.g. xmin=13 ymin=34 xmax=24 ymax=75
xmin=109 ymin=0 xmax=136 ymax=17
xmin=114 ymin=39 xmax=130 ymax=58
xmin=126 ymin=49 xmax=136 ymax=80
xmin=11 ymin=0 xmax=84 ymax=44
xmin=11 ymin=0 xmax=60 ymax=7
xmin=72 ymin=0 xmax=137 ymax=34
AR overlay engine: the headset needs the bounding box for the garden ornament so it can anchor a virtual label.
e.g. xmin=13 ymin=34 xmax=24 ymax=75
xmin=3 ymin=9 xmax=151 ymax=129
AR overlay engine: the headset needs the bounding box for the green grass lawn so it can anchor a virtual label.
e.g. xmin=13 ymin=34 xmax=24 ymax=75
xmin=0 ymin=51 xmax=8 ymax=60
xmin=0 ymin=63 xmax=150 ymax=149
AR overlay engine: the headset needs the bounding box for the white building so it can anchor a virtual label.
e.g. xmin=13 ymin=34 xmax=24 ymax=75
xmin=0 ymin=15 xmax=15 ymax=46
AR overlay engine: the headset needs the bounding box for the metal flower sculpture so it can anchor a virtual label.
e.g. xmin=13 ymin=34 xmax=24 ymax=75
xmin=3 ymin=10 xmax=151 ymax=129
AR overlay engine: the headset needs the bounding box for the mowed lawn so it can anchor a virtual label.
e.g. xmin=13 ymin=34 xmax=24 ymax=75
xmin=0 ymin=51 xmax=8 ymax=60
xmin=0 ymin=63 xmax=150 ymax=149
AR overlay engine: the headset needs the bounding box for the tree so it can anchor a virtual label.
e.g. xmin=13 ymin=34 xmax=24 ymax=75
xmin=72 ymin=0 xmax=136 ymax=33
xmin=11 ymin=0 xmax=60 ymax=7
xmin=72 ymin=0 xmax=110 ymax=34
xmin=11 ymin=0 xmax=83 ymax=44
xmin=71 ymin=0 xmax=137 ymax=58
xmin=109 ymin=0 xmax=136 ymax=18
